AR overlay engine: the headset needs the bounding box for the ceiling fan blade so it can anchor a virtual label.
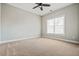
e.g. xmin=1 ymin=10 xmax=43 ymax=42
xmin=40 ymin=6 xmax=43 ymax=11
xmin=33 ymin=5 xmax=39 ymax=9
xmin=42 ymin=4 xmax=50 ymax=6
xmin=35 ymin=3 xmax=40 ymax=4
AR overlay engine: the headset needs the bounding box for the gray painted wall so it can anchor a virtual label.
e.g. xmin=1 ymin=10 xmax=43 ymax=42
xmin=1 ymin=4 xmax=41 ymax=41
xmin=78 ymin=4 xmax=79 ymax=40
xmin=1 ymin=3 xmax=79 ymax=43
xmin=0 ymin=4 xmax=1 ymax=41
xmin=42 ymin=4 xmax=79 ymax=42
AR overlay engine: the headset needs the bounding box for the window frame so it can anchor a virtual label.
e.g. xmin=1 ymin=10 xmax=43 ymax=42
xmin=47 ymin=15 xmax=65 ymax=35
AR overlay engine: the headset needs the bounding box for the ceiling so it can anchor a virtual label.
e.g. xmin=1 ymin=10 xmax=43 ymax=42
xmin=8 ymin=3 xmax=72 ymax=16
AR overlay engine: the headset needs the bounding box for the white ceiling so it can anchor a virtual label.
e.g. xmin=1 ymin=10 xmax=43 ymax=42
xmin=8 ymin=3 xmax=72 ymax=16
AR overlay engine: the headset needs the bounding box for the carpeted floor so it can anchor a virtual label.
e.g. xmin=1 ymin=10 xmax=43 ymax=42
xmin=0 ymin=38 xmax=79 ymax=56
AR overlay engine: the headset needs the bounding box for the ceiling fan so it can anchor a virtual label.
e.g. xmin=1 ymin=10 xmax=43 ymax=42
xmin=32 ymin=3 xmax=51 ymax=11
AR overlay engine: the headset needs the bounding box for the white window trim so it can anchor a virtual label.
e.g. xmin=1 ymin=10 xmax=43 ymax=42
xmin=47 ymin=16 xmax=65 ymax=35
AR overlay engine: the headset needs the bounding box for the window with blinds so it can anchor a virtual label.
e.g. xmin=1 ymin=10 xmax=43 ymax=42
xmin=47 ymin=16 xmax=64 ymax=35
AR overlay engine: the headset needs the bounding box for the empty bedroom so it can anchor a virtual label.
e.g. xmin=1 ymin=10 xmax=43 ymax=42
xmin=0 ymin=3 xmax=79 ymax=56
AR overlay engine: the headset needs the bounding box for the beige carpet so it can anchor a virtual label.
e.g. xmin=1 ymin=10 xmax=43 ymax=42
xmin=0 ymin=38 xmax=79 ymax=56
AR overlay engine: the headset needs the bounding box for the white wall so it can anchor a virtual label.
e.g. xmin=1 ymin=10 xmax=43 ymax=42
xmin=42 ymin=4 xmax=79 ymax=42
xmin=78 ymin=4 xmax=79 ymax=40
xmin=1 ymin=3 xmax=79 ymax=43
xmin=0 ymin=3 xmax=1 ymax=41
xmin=1 ymin=4 xmax=41 ymax=41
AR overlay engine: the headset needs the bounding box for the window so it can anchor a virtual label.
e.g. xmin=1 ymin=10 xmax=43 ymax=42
xmin=47 ymin=16 xmax=64 ymax=34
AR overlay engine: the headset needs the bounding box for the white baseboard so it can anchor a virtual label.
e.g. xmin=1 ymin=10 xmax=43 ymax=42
xmin=43 ymin=37 xmax=79 ymax=44
xmin=56 ymin=38 xmax=79 ymax=44
xmin=0 ymin=34 xmax=40 ymax=44
xmin=0 ymin=35 xmax=79 ymax=44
